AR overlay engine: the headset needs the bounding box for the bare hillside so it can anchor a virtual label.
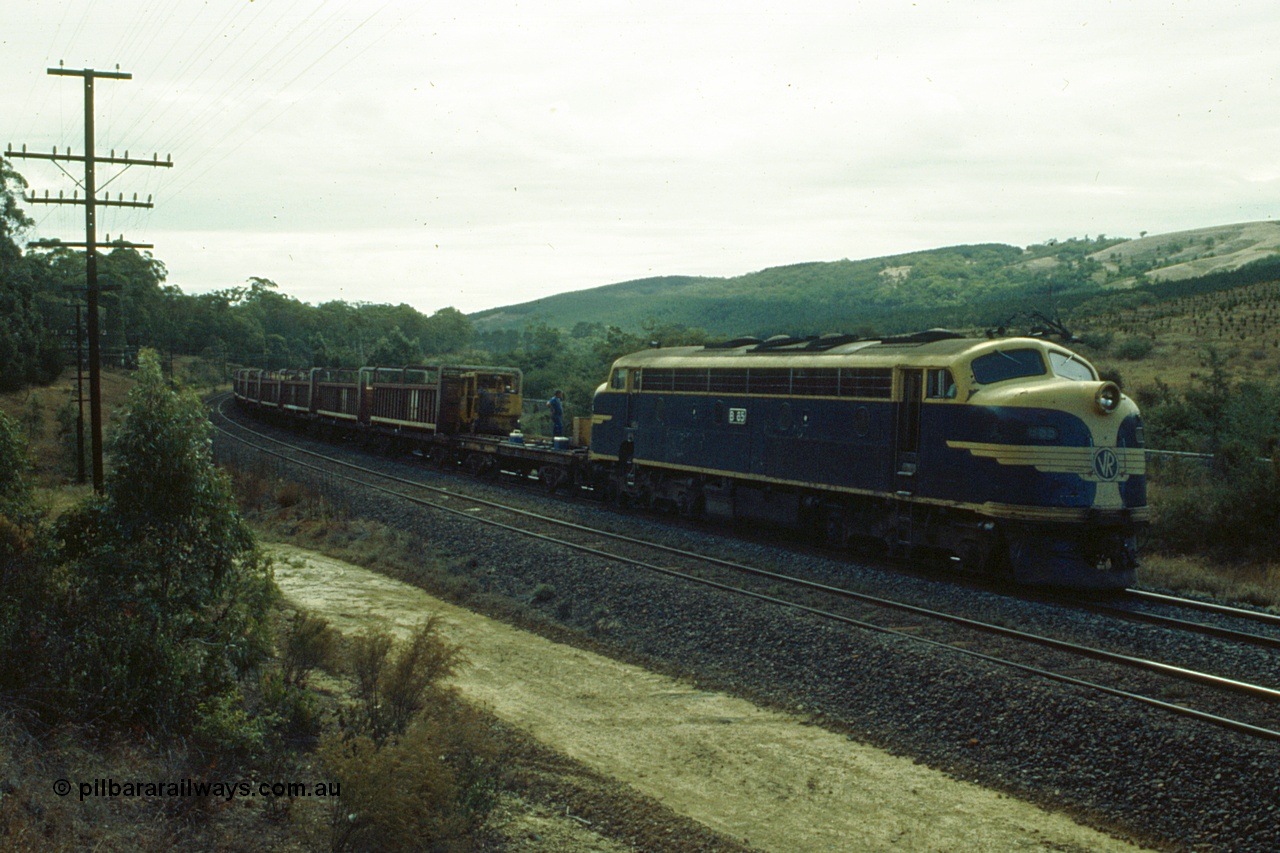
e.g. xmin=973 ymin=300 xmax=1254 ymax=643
xmin=1090 ymin=220 xmax=1280 ymax=286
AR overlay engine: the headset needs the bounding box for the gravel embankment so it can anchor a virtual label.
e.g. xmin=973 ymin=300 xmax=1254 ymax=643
xmin=215 ymin=419 xmax=1280 ymax=853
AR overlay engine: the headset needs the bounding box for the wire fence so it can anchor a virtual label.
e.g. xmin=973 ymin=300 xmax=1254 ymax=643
xmin=212 ymin=426 xmax=354 ymax=519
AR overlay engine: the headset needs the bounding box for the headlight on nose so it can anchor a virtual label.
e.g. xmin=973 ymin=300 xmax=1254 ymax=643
xmin=1095 ymin=382 xmax=1121 ymax=414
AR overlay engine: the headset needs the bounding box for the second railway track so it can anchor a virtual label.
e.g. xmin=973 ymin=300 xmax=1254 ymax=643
xmin=212 ymin=396 xmax=1280 ymax=742
xmin=212 ymin=394 xmax=1280 ymax=853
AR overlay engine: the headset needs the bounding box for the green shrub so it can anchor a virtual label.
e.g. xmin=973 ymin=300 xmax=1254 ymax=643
xmin=0 ymin=411 xmax=56 ymax=708
xmin=347 ymin=619 xmax=464 ymax=746
xmin=322 ymin=618 xmax=497 ymax=852
xmin=319 ymin=698 xmax=502 ymax=853
xmin=1 ymin=351 xmax=278 ymax=731
xmin=276 ymin=481 xmax=306 ymax=508
xmin=1078 ymin=330 xmax=1114 ymax=352
xmin=192 ymin=688 xmax=266 ymax=757
xmin=282 ymin=610 xmax=338 ymax=687
xmin=1149 ymin=458 xmax=1280 ymax=560
xmin=259 ymin=669 xmax=323 ymax=747
xmin=0 ymin=410 xmax=33 ymax=518
xmin=1113 ymin=335 xmax=1154 ymax=360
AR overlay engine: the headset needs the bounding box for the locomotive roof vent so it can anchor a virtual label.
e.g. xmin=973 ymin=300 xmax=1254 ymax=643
xmin=703 ymin=329 xmax=967 ymax=353
xmin=877 ymin=328 xmax=965 ymax=344
xmin=752 ymin=334 xmax=819 ymax=351
xmin=704 ymin=336 xmax=763 ymax=349
xmin=805 ymin=333 xmax=865 ymax=350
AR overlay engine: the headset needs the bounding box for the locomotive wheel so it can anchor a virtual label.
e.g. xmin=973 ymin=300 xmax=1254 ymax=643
xmin=955 ymin=538 xmax=987 ymax=574
xmin=823 ymin=507 xmax=850 ymax=547
xmin=540 ymin=465 xmax=569 ymax=494
xmin=464 ymin=452 xmax=495 ymax=479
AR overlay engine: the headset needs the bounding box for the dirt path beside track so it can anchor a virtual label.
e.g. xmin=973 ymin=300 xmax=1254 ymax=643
xmin=268 ymin=544 xmax=1148 ymax=853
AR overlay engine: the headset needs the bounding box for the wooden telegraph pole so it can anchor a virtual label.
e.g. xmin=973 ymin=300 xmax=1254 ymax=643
xmin=72 ymin=300 xmax=85 ymax=484
xmin=7 ymin=66 xmax=173 ymax=492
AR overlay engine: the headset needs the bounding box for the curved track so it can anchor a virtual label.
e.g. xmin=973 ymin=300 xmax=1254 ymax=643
xmin=212 ymin=395 xmax=1280 ymax=742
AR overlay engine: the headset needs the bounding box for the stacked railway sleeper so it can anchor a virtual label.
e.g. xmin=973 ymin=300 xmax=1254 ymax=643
xmin=213 ymin=397 xmax=1280 ymax=853
xmin=233 ymin=363 xmax=591 ymax=493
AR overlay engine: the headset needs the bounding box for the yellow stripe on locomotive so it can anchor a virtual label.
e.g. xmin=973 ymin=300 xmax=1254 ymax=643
xmin=588 ymin=331 xmax=1147 ymax=588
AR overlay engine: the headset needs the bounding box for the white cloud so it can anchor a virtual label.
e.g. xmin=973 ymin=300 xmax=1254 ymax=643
xmin=3 ymin=0 xmax=1278 ymax=315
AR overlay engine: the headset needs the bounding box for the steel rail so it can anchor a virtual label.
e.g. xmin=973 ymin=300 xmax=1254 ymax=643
xmin=1125 ymin=588 xmax=1280 ymax=630
xmin=213 ymin=400 xmax=1280 ymax=701
xmin=1044 ymin=595 xmax=1280 ymax=651
xmin=212 ymin=401 xmax=1280 ymax=741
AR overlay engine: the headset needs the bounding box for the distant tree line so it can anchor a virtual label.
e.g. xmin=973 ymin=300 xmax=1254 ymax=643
xmin=6 ymin=153 xmax=1280 ymax=421
xmin=0 ymin=158 xmax=481 ymax=389
xmin=0 ymin=159 xmax=62 ymax=389
xmin=0 ymin=158 xmax=708 ymax=422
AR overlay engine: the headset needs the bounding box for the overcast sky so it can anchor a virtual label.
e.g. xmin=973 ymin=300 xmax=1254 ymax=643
xmin=4 ymin=1 xmax=1277 ymax=316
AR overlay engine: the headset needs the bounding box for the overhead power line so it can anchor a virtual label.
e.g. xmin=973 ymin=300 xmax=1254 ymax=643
xmin=8 ymin=66 xmax=174 ymax=493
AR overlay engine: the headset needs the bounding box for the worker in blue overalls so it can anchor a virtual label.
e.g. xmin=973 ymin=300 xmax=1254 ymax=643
xmin=547 ymin=389 xmax=565 ymax=437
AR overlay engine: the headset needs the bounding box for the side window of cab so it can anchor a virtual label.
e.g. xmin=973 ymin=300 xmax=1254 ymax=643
xmin=926 ymin=368 xmax=956 ymax=399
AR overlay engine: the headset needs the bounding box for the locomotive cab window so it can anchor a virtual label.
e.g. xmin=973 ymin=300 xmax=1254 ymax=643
xmin=1048 ymin=351 xmax=1096 ymax=381
xmin=611 ymin=369 xmax=627 ymax=390
xmin=926 ymin=369 xmax=956 ymax=399
xmin=970 ymin=349 xmax=1046 ymax=385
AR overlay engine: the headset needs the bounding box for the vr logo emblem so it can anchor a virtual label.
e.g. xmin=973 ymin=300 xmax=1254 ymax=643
xmin=1093 ymin=447 xmax=1120 ymax=481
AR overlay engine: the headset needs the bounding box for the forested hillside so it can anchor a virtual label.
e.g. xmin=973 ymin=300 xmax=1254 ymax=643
xmin=471 ymin=239 xmax=1127 ymax=338
xmin=472 ymin=221 xmax=1280 ymax=340
xmin=6 ymin=151 xmax=1280 ymax=422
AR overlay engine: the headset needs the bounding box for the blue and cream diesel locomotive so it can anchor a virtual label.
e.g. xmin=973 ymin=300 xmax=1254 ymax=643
xmin=587 ymin=330 xmax=1148 ymax=588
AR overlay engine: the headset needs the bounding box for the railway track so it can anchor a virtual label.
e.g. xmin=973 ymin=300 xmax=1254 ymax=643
xmin=1124 ymin=587 xmax=1280 ymax=630
xmin=1048 ymin=591 xmax=1280 ymax=653
xmin=211 ymin=395 xmax=1280 ymax=743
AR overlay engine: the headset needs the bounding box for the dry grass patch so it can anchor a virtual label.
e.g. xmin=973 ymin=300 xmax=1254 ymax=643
xmin=1138 ymin=552 xmax=1280 ymax=610
xmin=228 ymin=467 xmax=485 ymax=601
